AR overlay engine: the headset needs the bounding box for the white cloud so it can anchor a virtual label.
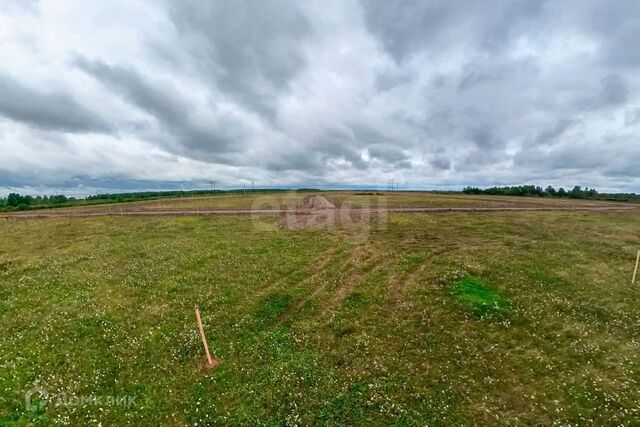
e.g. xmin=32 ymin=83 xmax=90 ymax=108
xmin=0 ymin=0 xmax=639 ymax=196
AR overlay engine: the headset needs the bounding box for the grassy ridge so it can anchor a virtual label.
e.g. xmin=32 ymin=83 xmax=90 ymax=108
xmin=1 ymin=209 xmax=639 ymax=424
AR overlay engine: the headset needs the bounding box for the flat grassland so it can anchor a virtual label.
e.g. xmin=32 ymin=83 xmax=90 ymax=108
xmin=1 ymin=192 xmax=639 ymax=425
xmin=7 ymin=190 xmax=631 ymax=217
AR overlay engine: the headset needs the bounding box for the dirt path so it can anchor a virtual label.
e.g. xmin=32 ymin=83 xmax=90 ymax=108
xmin=2 ymin=198 xmax=636 ymax=221
xmin=296 ymin=194 xmax=336 ymax=209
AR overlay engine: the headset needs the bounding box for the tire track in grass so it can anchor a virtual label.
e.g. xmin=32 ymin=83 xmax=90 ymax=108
xmin=317 ymin=243 xmax=394 ymax=319
xmin=250 ymin=243 xmax=351 ymax=326
xmin=276 ymin=240 xmax=379 ymax=325
xmin=251 ymin=244 xmax=341 ymax=298
xmin=275 ymin=243 xmax=358 ymax=325
xmin=385 ymin=244 xmax=458 ymax=307
xmin=386 ymin=259 xmax=430 ymax=308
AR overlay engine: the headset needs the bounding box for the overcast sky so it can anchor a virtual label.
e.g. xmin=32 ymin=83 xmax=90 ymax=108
xmin=1 ymin=0 xmax=640 ymax=196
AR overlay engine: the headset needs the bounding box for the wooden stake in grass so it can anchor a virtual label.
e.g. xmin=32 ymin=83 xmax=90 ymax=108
xmin=194 ymin=305 xmax=218 ymax=369
xmin=633 ymin=250 xmax=640 ymax=285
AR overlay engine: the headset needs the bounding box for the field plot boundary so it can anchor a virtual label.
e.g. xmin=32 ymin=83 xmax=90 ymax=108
xmin=1 ymin=204 xmax=636 ymax=219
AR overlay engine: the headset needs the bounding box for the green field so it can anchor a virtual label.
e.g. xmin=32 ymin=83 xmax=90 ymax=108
xmin=8 ymin=190 xmax=627 ymax=217
xmin=1 ymin=193 xmax=639 ymax=425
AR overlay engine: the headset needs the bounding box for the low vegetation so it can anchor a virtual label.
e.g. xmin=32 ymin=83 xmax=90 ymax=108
xmin=450 ymin=276 xmax=510 ymax=318
xmin=463 ymin=184 xmax=640 ymax=202
xmin=0 ymin=189 xmax=317 ymax=212
xmin=1 ymin=193 xmax=639 ymax=425
xmin=3 ymin=184 xmax=639 ymax=212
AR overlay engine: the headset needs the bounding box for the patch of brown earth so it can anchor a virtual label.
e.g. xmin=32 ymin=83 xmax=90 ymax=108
xmin=296 ymin=194 xmax=337 ymax=209
xmin=279 ymin=194 xmax=386 ymax=228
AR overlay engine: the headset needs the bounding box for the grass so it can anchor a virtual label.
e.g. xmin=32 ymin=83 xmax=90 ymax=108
xmin=48 ymin=191 xmax=308 ymax=213
xmin=326 ymin=191 xmax=629 ymax=208
xmin=450 ymin=276 xmax=510 ymax=318
xmin=7 ymin=190 xmax=629 ymax=217
xmin=0 ymin=190 xmax=317 ymax=213
xmin=255 ymin=293 xmax=294 ymax=324
xmin=1 ymin=197 xmax=640 ymax=424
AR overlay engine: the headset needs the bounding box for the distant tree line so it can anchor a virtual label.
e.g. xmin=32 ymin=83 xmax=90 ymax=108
xmin=0 ymin=193 xmax=74 ymax=211
xmin=85 ymin=188 xmax=300 ymax=202
xmin=462 ymin=185 xmax=640 ymax=202
xmin=0 ymin=188 xmax=320 ymax=212
xmin=3 ymin=186 xmax=638 ymax=212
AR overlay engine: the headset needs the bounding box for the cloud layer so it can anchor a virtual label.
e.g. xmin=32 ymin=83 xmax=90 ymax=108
xmin=1 ymin=0 xmax=639 ymax=195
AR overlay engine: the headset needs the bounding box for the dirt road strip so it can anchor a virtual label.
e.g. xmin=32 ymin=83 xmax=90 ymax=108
xmin=1 ymin=205 xmax=636 ymax=220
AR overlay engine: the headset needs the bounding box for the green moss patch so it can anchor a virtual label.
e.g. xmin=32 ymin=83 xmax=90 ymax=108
xmin=450 ymin=276 xmax=510 ymax=318
xmin=254 ymin=293 xmax=292 ymax=324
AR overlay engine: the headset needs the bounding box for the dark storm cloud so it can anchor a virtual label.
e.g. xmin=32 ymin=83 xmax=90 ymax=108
xmin=360 ymin=0 xmax=544 ymax=62
xmin=74 ymin=57 xmax=184 ymax=126
xmin=590 ymin=0 xmax=640 ymax=68
xmin=360 ymin=0 xmax=453 ymax=62
xmin=166 ymin=0 xmax=311 ymax=120
xmin=576 ymin=74 xmax=629 ymax=111
xmin=63 ymin=176 xmax=210 ymax=191
xmin=317 ymin=127 xmax=369 ymax=170
xmin=262 ymin=150 xmax=319 ymax=173
xmin=74 ymin=56 xmax=246 ymax=162
xmin=458 ymin=70 xmax=504 ymax=93
xmin=375 ymin=71 xmax=412 ymax=92
xmin=264 ymin=127 xmax=373 ymax=173
xmin=0 ymin=169 xmax=33 ymax=187
xmin=430 ymin=155 xmax=451 ymax=171
xmin=0 ymin=168 xmax=210 ymax=193
xmin=357 ymin=0 xmax=637 ymax=184
xmin=368 ymin=144 xmax=408 ymax=163
xmin=481 ymin=0 xmax=544 ymax=50
xmin=0 ymin=74 xmax=110 ymax=133
xmin=2 ymin=0 xmax=640 ymax=194
xmin=533 ymin=119 xmax=576 ymax=146
xmin=468 ymin=126 xmax=504 ymax=150
xmin=596 ymin=74 xmax=629 ymax=106
xmin=457 ymin=58 xmax=538 ymax=92
xmin=604 ymin=161 xmax=640 ymax=178
xmin=514 ymin=136 xmax=640 ymax=178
